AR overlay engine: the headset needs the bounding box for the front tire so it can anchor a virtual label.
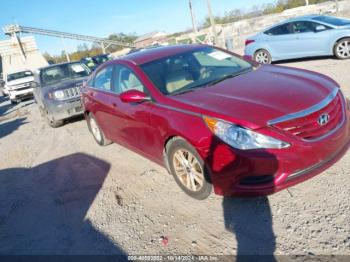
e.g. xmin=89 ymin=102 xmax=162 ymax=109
xmin=334 ymin=38 xmax=350 ymax=59
xmin=166 ymin=137 xmax=212 ymax=200
xmin=10 ymin=99 xmax=18 ymax=105
xmin=87 ymin=113 xmax=112 ymax=146
xmin=254 ymin=49 xmax=272 ymax=64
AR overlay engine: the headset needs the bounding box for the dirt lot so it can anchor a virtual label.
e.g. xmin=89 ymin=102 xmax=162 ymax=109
xmin=0 ymin=56 xmax=349 ymax=256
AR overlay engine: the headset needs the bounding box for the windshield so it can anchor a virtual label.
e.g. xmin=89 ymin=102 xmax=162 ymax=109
xmin=81 ymin=58 xmax=97 ymax=69
xmin=41 ymin=63 xmax=90 ymax=86
xmin=140 ymin=47 xmax=252 ymax=95
xmin=7 ymin=71 xmax=33 ymax=82
xmin=313 ymin=16 xmax=350 ymax=26
xmin=93 ymin=55 xmax=109 ymax=64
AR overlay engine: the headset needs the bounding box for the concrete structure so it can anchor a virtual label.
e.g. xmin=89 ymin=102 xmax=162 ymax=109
xmin=0 ymin=36 xmax=48 ymax=77
xmin=134 ymin=31 xmax=168 ymax=48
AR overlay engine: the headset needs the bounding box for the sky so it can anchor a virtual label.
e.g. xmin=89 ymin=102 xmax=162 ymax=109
xmin=0 ymin=0 xmax=274 ymax=55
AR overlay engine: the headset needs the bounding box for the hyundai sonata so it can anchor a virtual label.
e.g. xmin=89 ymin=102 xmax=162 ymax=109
xmin=82 ymin=45 xmax=350 ymax=199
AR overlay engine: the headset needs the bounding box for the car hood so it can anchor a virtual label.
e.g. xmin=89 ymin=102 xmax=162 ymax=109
xmin=170 ymin=65 xmax=338 ymax=129
xmin=7 ymin=76 xmax=34 ymax=86
xmin=43 ymin=77 xmax=87 ymax=91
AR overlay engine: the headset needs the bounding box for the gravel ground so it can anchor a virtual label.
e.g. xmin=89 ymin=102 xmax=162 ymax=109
xmin=0 ymin=56 xmax=349 ymax=256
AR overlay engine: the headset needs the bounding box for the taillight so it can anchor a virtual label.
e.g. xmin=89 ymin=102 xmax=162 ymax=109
xmin=245 ymin=39 xmax=255 ymax=46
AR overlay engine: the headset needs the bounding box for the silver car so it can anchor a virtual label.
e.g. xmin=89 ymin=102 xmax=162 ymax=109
xmin=244 ymin=15 xmax=350 ymax=64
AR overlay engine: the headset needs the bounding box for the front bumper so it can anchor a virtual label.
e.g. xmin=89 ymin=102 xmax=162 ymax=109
xmin=8 ymin=88 xmax=34 ymax=100
xmin=47 ymin=98 xmax=84 ymax=122
xmin=201 ymin=103 xmax=350 ymax=197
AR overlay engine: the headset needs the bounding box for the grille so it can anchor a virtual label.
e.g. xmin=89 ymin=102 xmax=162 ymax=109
xmin=63 ymin=86 xmax=81 ymax=98
xmin=274 ymin=94 xmax=344 ymax=140
xmin=16 ymin=86 xmax=33 ymax=91
xmin=11 ymin=81 xmax=33 ymax=91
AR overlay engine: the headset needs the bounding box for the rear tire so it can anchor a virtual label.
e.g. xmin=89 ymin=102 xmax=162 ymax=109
xmin=334 ymin=38 xmax=350 ymax=59
xmin=166 ymin=137 xmax=212 ymax=200
xmin=254 ymin=49 xmax=272 ymax=64
xmin=87 ymin=113 xmax=112 ymax=146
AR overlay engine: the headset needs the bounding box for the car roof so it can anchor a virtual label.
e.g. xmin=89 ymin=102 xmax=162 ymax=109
xmin=7 ymin=69 xmax=32 ymax=75
xmin=121 ymin=44 xmax=206 ymax=65
xmin=259 ymin=15 xmax=333 ymax=33
xmin=285 ymin=15 xmax=320 ymax=22
xmin=38 ymin=61 xmax=83 ymax=71
xmin=93 ymin=54 xmax=109 ymax=57
xmin=277 ymin=15 xmax=341 ymax=25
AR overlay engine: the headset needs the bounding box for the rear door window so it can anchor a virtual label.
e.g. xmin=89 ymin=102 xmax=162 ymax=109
xmin=265 ymin=23 xmax=293 ymax=35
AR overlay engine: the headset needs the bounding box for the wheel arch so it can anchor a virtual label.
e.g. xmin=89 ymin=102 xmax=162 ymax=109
xmin=163 ymin=135 xmax=184 ymax=174
xmin=254 ymin=48 xmax=272 ymax=58
xmin=332 ymin=36 xmax=350 ymax=51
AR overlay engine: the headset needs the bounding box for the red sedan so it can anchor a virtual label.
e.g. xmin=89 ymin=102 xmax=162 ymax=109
xmin=81 ymin=45 xmax=350 ymax=199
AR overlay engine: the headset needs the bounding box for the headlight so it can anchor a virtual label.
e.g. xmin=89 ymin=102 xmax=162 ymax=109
xmin=204 ymin=116 xmax=290 ymax=150
xmin=30 ymin=82 xmax=38 ymax=88
xmin=53 ymin=90 xmax=65 ymax=100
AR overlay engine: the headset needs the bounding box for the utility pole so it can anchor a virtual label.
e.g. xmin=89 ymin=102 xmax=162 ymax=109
xmin=335 ymin=0 xmax=339 ymax=15
xmin=305 ymin=0 xmax=309 ymax=6
xmin=206 ymin=0 xmax=218 ymax=45
xmin=60 ymin=37 xmax=70 ymax=62
xmin=101 ymin=42 xmax=106 ymax=54
xmin=189 ymin=0 xmax=198 ymax=34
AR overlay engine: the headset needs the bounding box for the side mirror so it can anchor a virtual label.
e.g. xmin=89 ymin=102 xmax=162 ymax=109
xmin=120 ymin=89 xmax=151 ymax=103
xmin=315 ymin=25 xmax=326 ymax=32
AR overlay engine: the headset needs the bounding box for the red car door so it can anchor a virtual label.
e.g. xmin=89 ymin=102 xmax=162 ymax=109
xmin=107 ymin=64 xmax=159 ymax=159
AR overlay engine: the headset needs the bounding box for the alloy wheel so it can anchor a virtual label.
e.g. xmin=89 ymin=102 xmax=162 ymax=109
xmin=336 ymin=40 xmax=350 ymax=59
xmin=255 ymin=50 xmax=271 ymax=64
xmin=90 ymin=117 xmax=102 ymax=142
xmin=172 ymin=149 xmax=204 ymax=192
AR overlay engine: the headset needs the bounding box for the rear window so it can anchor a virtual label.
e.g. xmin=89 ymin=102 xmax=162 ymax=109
xmin=265 ymin=23 xmax=293 ymax=35
xmin=313 ymin=16 xmax=350 ymax=26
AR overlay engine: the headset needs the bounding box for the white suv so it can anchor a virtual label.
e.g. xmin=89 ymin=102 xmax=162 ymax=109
xmin=4 ymin=70 xmax=35 ymax=104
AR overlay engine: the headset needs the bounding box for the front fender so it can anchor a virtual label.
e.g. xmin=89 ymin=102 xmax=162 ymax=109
xmin=328 ymin=31 xmax=350 ymax=53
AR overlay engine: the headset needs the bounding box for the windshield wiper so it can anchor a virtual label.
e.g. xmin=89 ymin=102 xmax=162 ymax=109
xmin=171 ymin=87 xmax=197 ymax=96
xmin=206 ymin=67 xmax=253 ymax=87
